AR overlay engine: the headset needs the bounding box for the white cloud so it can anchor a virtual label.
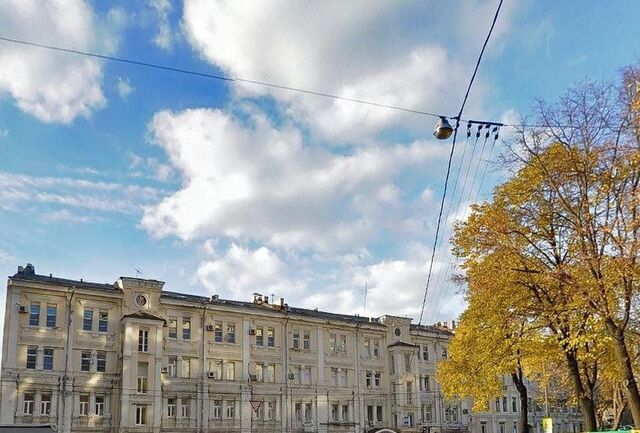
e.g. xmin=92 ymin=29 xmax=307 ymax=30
xmin=149 ymin=0 xmax=174 ymax=50
xmin=116 ymin=77 xmax=134 ymax=99
xmin=0 ymin=0 xmax=120 ymax=123
xmin=0 ymin=129 xmax=8 ymax=139
xmin=181 ymin=0 xmax=515 ymax=142
xmin=198 ymin=243 xmax=303 ymax=300
xmin=141 ymin=107 xmax=448 ymax=251
xmin=129 ymin=153 xmax=175 ymax=182
xmin=40 ymin=209 xmax=103 ymax=224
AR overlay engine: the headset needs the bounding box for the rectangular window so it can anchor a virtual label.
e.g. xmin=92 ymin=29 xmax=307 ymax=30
xmin=303 ymin=330 xmax=311 ymax=350
xmin=26 ymin=346 xmax=37 ymax=369
xmin=226 ymin=362 xmax=235 ymax=381
xmin=181 ymin=398 xmax=190 ymax=418
xmin=367 ymin=405 xmax=374 ymax=421
xmin=168 ymin=356 xmax=177 ymax=377
xmin=81 ymin=351 xmax=91 ymax=372
xmin=95 ymin=395 xmax=105 ymax=416
xmin=329 ymin=334 xmax=336 ymax=352
xmin=168 ymin=319 xmax=177 ymax=338
xmin=364 ymin=338 xmax=371 ymax=357
xmin=135 ymin=405 xmax=146 ymax=425
xmin=405 ymin=353 xmax=412 ymax=372
xmin=214 ymin=322 xmax=223 ymax=342
xmin=503 ymin=397 xmax=508 ymax=412
xmin=83 ymin=309 xmax=93 ymax=331
xmin=267 ymin=327 xmax=275 ymax=347
xmin=338 ymin=369 xmax=347 ymax=386
xmin=182 ymin=319 xmax=191 ymax=340
xmin=499 ymin=423 xmax=505 ymax=433
xmin=304 ymin=403 xmax=312 ymax=422
xmin=79 ymin=394 xmax=89 ymax=416
xmin=303 ymin=367 xmax=312 ymax=385
xmin=98 ymin=310 xmax=108 ymax=332
xmin=255 ymin=327 xmax=263 ymax=346
xmin=46 ymin=304 xmax=57 ymax=328
xmin=181 ymin=358 xmax=191 ymax=378
xmin=341 ymin=404 xmax=349 ymax=421
xmin=292 ymin=329 xmax=300 ymax=349
xmin=225 ymin=400 xmax=235 ymax=418
xmin=29 ymin=303 xmax=40 ymax=326
xmin=96 ymin=351 xmax=106 ymax=372
xmin=137 ymin=362 xmax=148 ymax=393
xmin=211 ymin=360 xmax=222 ymax=379
xmin=373 ymin=340 xmax=380 ymax=358
xmin=167 ymin=398 xmax=176 ymax=417
xmin=41 ymin=393 xmax=51 ymax=415
xmin=422 ymin=345 xmax=429 ymax=360
xmin=43 ymin=347 xmax=54 ymax=371
xmin=23 ymin=393 xmax=34 ymax=415
xmin=442 ymin=347 xmax=448 ymax=359
xmin=138 ymin=329 xmax=149 ymax=352
xmin=267 ymin=401 xmax=275 ymax=420
xmin=407 ymin=382 xmax=413 ymax=404
xmin=256 ymin=364 xmax=264 ymax=382
xmin=338 ymin=335 xmax=346 ymax=352
xmin=295 ymin=403 xmax=302 ymax=420
xmin=390 ymin=356 xmax=396 ymax=375
xmin=481 ymin=423 xmax=487 ymax=433
xmin=377 ymin=406 xmax=383 ymax=422
xmin=366 ymin=371 xmax=372 ymax=388
xmin=496 ymin=398 xmax=501 ymax=412
xmin=512 ymin=397 xmax=517 ymax=412
xmin=331 ymin=368 xmax=338 ymax=386
xmin=331 ymin=404 xmax=339 ymax=421
xmin=424 ymin=375 xmax=431 ymax=392
xmin=226 ymin=323 xmax=235 ymax=343
xmin=213 ymin=400 xmax=222 ymax=418
xmin=424 ymin=403 xmax=433 ymax=423
xmin=266 ymin=364 xmax=275 ymax=383
xmin=375 ymin=371 xmax=381 ymax=387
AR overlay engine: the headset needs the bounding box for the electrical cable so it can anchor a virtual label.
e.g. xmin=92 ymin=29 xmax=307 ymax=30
xmin=418 ymin=0 xmax=505 ymax=325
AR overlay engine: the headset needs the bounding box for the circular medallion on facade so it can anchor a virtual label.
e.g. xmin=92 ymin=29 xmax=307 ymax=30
xmin=135 ymin=294 xmax=147 ymax=307
xmin=394 ymin=327 xmax=401 ymax=336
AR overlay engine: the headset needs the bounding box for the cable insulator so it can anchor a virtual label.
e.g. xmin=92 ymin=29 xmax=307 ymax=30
xmin=484 ymin=125 xmax=491 ymax=139
xmin=476 ymin=124 xmax=483 ymax=138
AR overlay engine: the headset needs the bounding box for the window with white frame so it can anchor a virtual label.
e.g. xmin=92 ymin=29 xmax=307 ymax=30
xmin=167 ymin=398 xmax=176 ymax=417
xmin=46 ymin=304 xmax=56 ymax=328
xmin=444 ymin=403 xmax=459 ymax=423
xmin=329 ymin=334 xmax=336 ymax=352
xmin=96 ymin=351 xmax=106 ymax=372
xmin=135 ymin=405 xmax=146 ymax=425
xmin=225 ymin=400 xmax=235 ymax=418
xmin=26 ymin=346 xmax=37 ymax=369
xmin=267 ymin=401 xmax=275 ymax=420
xmin=168 ymin=356 xmax=177 ymax=377
xmin=422 ymin=345 xmax=429 ymax=360
xmin=29 ymin=303 xmax=40 ymax=326
xmin=302 ymin=366 xmax=312 ymax=385
xmin=374 ymin=371 xmax=381 ymax=387
xmin=364 ymin=338 xmax=371 ymax=357
xmin=303 ymin=330 xmax=311 ymax=350
xmin=181 ymin=398 xmax=190 ymax=418
xmin=95 ymin=395 xmax=105 ymax=416
xmin=267 ymin=327 xmax=275 ymax=347
xmin=79 ymin=394 xmax=89 ymax=416
xmin=255 ymin=327 xmax=264 ymax=346
xmin=226 ymin=362 xmax=235 ymax=381
xmin=373 ymin=340 xmax=380 ymax=357
xmin=168 ymin=319 xmax=177 ymax=338
xmin=423 ymin=375 xmax=431 ymax=392
xmin=43 ymin=347 xmax=54 ymax=371
xmin=23 ymin=393 xmax=34 ymax=415
xmin=304 ymin=403 xmax=312 ymax=421
xmin=255 ymin=364 xmax=264 ymax=382
xmin=338 ymin=368 xmax=347 ymax=386
xmin=295 ymin=403 xmax=302 ymax=420
xmin=81 ymin=350 xmax=91 ymax=372
xmin=214 ymin=322 xmax=223 ymax=342
xmin=212 ymin=400 xmax=222 ymax=418
xmin=265 ymin=364 xmax=275 ymax=382
xmin=83 ymin=309 xmax=93 ymax=331
xmin=338 ymin=335 xmax=346 ymax=352
xmin=138 ymin=329 xmax=149 ymax=352
xmin=211 ymin=360 xmax=222 ymax=379
xmin=226 ymin=323 xmax=235 ymax=343
xmin=423 ymin=403 xmax=433 ymax=423
xmin=41 ymin=393 xmax=51 ymax=415
xmin=366 ymin=370 xmax=373 ymax=387
xmin=98 ymin=310 xmax=108 ymax=332
xmin=137 ymin=362 xmax=148 ymax=393
xmin=182 ymin=318 xmax=191 ymax=340
xmin=181 ymin=358 xmax=191 ymax=378
xmin=292 ymin=329 xmax=300 ymax=349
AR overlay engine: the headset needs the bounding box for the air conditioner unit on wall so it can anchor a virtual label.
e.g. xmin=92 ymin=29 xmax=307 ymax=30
xmin=288 ymin=373 xmax=295 ymax=380
xmin=208 ymin=371 xmax=216 ymax=379
xmin=249 ymin=329 xmax=256 ymax=335
xmin=18 ymin=305 xmax=27 ymax=313
xmin=161 ymin=367 xmax=168 ymax=374
xmin=249 ymin=374 xmax=258 ymax=382
xmin=206 ymin=324 xmax=214 ymax=331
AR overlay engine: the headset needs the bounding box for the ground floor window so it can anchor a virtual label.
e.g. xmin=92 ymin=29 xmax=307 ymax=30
xmin=135 ymin=405 xmax=147 ymax=426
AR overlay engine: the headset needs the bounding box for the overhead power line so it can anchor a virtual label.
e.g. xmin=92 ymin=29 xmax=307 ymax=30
xmin=0 ymin=35 xmax=575 ymax=130
xmin=418 ymin=0 xmax=505 ymax=325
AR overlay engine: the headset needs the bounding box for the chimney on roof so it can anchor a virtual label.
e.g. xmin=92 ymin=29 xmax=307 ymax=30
xmin=280 ymin=297 xmax=285 ymax=307
xmin=451 ymin=320 xmax=456 ymax=330
xmin=263 ymin=295 xmax=269 ymax=304
xmin=252 ymin=293 xmax=263 ymax=304
xmin=20 ymin=263 xmax=35 ymax=275
xmin=211 ymin=294 xmax=219 ymax=301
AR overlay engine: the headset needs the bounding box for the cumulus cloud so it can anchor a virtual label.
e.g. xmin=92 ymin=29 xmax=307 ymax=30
xmin=181 ymin=0 xmax=515 ymax=142
xmin=0 ymin=1 xmax=122 ymax=123
xmin=141 ymin=108 xmax=448 ymax=250
xmin=149 ymin=0 xmax=174 ymax=50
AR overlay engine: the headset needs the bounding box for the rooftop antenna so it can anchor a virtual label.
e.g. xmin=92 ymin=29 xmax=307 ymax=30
xmin=270 ymin=293 xmax=274 ymax=304
xmin=133 ymin=268 xmax=143 ymax=278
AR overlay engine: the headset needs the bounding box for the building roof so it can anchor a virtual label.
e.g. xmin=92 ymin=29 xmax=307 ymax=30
xmin=410 ymin=323 xmax=454 ymax=336
xmin=10 ymin=265 xmax=118 ymax=293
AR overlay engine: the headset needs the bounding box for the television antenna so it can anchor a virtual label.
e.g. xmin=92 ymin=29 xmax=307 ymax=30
xmin=133 ymin=268 xmax=143 ymax=278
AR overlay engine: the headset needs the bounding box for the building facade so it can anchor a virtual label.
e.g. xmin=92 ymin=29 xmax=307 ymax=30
xmin=0 ymin=264 xmax=581 ymax=433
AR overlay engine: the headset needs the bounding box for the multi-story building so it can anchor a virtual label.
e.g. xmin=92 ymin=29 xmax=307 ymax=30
xmin=0 ymin=264 xmax=582 ymax=433
xmin=0 ymin=264 xmax=467 ymax=433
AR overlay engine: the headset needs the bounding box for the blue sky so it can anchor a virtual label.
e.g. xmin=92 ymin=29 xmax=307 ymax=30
xmin=0 ymin=0 xmax=639 ymax=327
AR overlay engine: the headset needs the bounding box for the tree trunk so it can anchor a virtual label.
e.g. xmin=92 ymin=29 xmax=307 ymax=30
xmin=606 ymin=318 xmax=640 ymax=428
xmin=511 ymin=370 xmax=530 ymax=433
xmin=565 ymin=350 xmax=598 ymax=431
